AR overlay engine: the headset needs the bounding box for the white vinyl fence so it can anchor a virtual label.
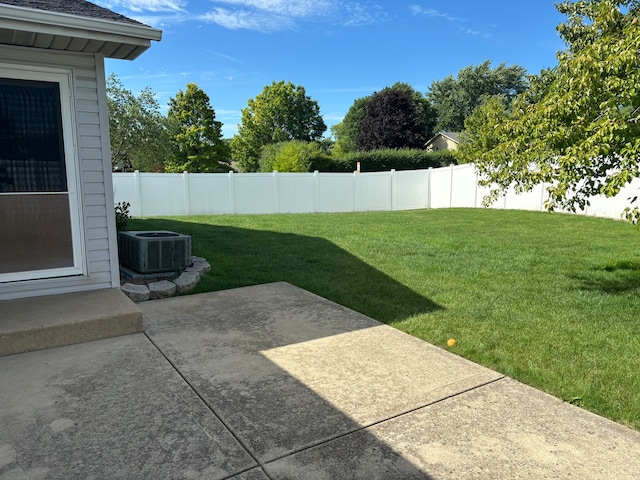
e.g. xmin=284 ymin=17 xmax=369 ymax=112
xmin=112 ymin=163 xmax=640 ymax=221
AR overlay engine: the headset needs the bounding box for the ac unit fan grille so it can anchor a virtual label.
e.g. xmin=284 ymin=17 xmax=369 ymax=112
xmin=118 ymin=231 xmax=191 ymax=274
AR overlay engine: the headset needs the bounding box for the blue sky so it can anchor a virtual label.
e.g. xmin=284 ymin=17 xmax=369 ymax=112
xmin=98 ymin=1 xmax=567 ymax=138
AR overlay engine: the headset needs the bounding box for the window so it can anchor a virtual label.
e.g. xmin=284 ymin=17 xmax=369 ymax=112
xmin=0 ymin=78 xmax=67 ymax=193
xmin=0 ymin=66 xmax=83 ymax=282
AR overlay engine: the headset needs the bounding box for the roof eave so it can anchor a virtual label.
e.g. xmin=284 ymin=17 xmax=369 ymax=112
xmin=0 ymin=3 xmax=162 ymax=60
xmin=440 ymin=132 xmax=460 ymax=143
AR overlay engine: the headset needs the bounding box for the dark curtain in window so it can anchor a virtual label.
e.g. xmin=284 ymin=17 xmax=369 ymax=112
xmin=0 ymin=78 xmax=67 ymax=193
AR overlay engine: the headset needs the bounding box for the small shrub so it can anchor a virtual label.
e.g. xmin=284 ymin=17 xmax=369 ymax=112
xmin=115 ymin=201 xmax=131 ymax=231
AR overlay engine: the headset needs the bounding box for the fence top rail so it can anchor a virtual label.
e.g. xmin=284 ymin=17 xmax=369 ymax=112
xmin=113 ymin=168 xmax=440 ymax=177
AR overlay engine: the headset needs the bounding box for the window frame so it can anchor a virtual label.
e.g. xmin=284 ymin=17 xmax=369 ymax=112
xmin=0 ymin=64 xmax=85 ymax=283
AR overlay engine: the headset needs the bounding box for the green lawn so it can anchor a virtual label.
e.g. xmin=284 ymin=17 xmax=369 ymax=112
xmin=129 ymin=209 xmax=640 ymax=430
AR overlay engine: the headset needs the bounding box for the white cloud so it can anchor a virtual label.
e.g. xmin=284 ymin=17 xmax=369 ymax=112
xmin=409 ymin=5 xmax=465 ymax=22
xmin=217 ymin=108 xmax=241 ymax=119
xmin=200 ymin=7 xmax=293 ymax=32
xmin=98 ymin=0 xmax=387 ymax=32
xmin=95 ymin=0 xmax=189 ymax=26
xmin=99 ymin=0 xmax=187 ymax=13
xmin=213 ymin=0 xmax=334 ymax=18
xmin=340 ymin=3 xmax=386 ymax=26
xmin=323 ymin=112 xmax=346 ymax=122
xmin=203 ymin=0 xmax=386 ymax=32
xmin=409 ymin=4 xmax=493 ymax=38
xmin=202 ymin=49 xmax=243 ymax=63
xmin=459 ymin=27 xmax=493 ymax=40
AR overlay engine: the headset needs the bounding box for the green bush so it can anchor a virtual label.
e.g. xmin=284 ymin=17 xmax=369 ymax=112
xmin=259 ymin=140 xmax=331 ymax=172
xmin=259 ymin=144 xmax=457 ymax=173
xmin=328 ymin=148 xmax=457 ymax=172
xmin=114 ymin=201 xmax=131 ymax=231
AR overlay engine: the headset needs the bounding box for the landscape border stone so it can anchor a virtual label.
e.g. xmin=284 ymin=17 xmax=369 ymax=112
xmin=121 ymin=283 xmax=150 ymax=302
xmin=174 ymin=273 xmax=198 ymax=294
xmin=120 ymin=256 xmax=210 ymax=303
xmin=148 ymin=280 xmax=177 ymax=300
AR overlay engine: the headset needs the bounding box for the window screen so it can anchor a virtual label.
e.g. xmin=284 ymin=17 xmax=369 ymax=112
xmin=0 ymin=78 xmax=67 ymax=193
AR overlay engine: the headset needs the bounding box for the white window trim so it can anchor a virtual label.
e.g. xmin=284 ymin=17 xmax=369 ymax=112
xmin=0 ymin=63 xmax=85 ymax=283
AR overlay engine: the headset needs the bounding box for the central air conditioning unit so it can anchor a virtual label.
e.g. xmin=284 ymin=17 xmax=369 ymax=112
xmin=118 ymin=231 xmax=192 ymax=274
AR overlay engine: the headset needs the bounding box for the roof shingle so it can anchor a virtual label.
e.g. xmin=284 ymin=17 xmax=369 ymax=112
xmin=0 ymin=0 xmax=147 ymax=27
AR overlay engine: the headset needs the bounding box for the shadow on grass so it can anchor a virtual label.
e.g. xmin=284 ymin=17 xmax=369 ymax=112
xmin=573 ymin=261 xmax=640 ymax=295
xmin=128 ymin=218 xmax=442 ymax=324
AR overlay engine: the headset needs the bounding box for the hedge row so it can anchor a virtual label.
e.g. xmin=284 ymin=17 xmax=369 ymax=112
xmin=316 ymin=149 xmax=457 ymax=172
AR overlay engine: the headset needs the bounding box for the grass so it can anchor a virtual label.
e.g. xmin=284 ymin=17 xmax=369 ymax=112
xmin=129 ymin=208 xmax=640 ymax=430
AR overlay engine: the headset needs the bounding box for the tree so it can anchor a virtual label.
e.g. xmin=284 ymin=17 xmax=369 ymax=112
xmin=331 ymin=96 xmax=370 ymax=155
xmin=259 ymin=140 xmax=330 ymax=172
xmin=230 ymin=81 xmax=326 ymax=172
xmin=457 ymin=0 xmax=640 ymax=222
xmin=356 ymin=88 xmax=430 ymax=151
xmin=333 ymin=82 xmax=435 ymax=154
xmin=455 ymin=96 xmax=510 ymax=164
xmin=392 ymin=82 xmax=436 ymax=133
xmin=106 ymin=74 xmax=170 ymax=171
xmin=166 ymin=83 xmax=230 ymax=173
xmin=427 ymin=60 xmax=528 ymax=132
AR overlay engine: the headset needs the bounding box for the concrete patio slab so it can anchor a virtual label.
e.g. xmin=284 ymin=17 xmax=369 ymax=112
xmin=0 ymin=334 xmax=256 ymax=479
xmin=142 ymin=283 xmax=502 ymax=463
xmin=264 ymin=377 xmax=640 ymax=479
xmin=2 ymin=281 xmax=640 ymax=479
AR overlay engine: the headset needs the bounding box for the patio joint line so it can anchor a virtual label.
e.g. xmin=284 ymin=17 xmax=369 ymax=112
xmin=261 ymin=375 xmax=507 ymax=466
xmin=143 ymin=332 xmax=273 ymax=480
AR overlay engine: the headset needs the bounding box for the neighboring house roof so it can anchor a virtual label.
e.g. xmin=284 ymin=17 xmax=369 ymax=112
xmin=0 ymin=0 xmax=161 ymax=60
xmin=425 ymin=131 xmax=461 ymax=150
xmin=443 ymin=132 xmax=460 ymax=143
xmin=437 ymin=132 xmax=460 ymax=144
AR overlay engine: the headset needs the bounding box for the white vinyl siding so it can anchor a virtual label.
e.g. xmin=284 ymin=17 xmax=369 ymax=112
xmin=0 ymin=45 xmax=118 ymax=300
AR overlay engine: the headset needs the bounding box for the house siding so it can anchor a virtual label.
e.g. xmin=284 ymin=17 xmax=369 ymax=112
xmin=0 ymin=44 xmax=118 ymax=300
xmin=426 ymin=135 xmax=459 ymax=152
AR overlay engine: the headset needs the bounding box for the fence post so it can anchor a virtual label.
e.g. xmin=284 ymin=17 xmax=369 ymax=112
xmin=229 ymin=171 xmax=236 ymax=215
xmin=133 ymin=170 xmax=142 ymax=217
xmin=314 ymin=170 xmax=319 ymax=213
xmin=273 ymin=170 xmax=279 ymax=213
xmin=353 ymin=171 xmax=358 ymax=212
xmin=182 ymin=171 xmax=190 ymax=215
xmin=449 ymin=164 xmax=455 ymax=208
xmin=427 ymin=167 xmax=432 ymax=209
xmin=390 ymin=169 xmax=396 ymax=211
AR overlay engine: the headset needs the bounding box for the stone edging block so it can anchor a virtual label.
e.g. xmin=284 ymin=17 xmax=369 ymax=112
xmin=121 ymin=256 xmax=211 ymax=302
xmin=121 ymin=283 xmax=150 ymax=302
xmin=174 ymin=273 xmax=198 ymax=293
xmin=148 ymin=280 xmax=177 ymax=300
xmin=192 ymin=257 xmax=211 ymax=274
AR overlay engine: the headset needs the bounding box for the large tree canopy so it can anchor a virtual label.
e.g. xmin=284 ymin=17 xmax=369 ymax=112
xmin=356 ymin=88 xmax=430 ymax=151
xmin=107 ymin=74 xmax=169 ymax=172
xmin=331 ymin=96 xmax=369 ymax=155
xmin=427 ymin=60 xmax=528 ymax=133
xmin=333 ymin=82 xmax=435 ymax=154
xmin=231 ymin=81 xmax=326 ymax=172
xmin=166 ymin=83 xmax=230 ymax=173
xmin=458 ymin=0 xmax=640 ymax=222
